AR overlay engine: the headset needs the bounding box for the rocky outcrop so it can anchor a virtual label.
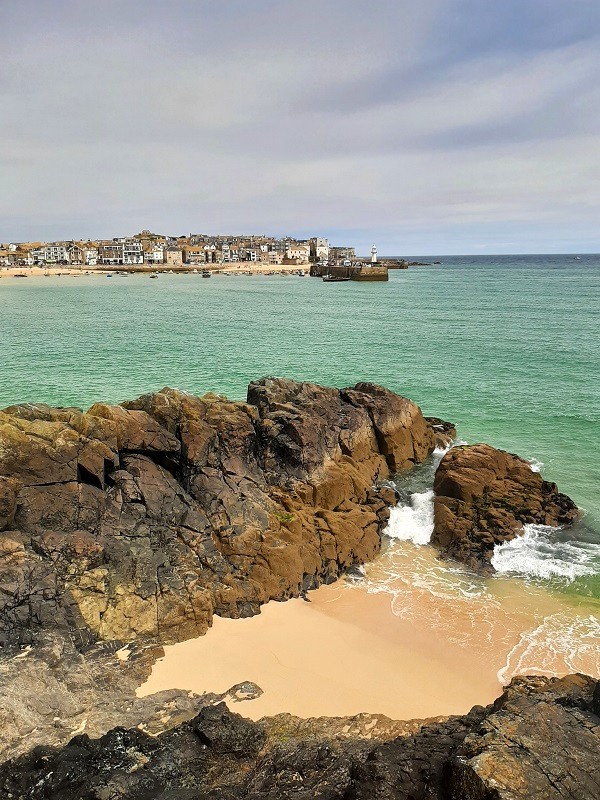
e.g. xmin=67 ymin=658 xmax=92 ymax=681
xmin=431 ymin=443 xmax=579 ymax=572
xmin=0 ymin=378 xmax=441 ymax=648
xmin=446 ymin=674 xmax=600 ymax=799
xmin=424 ymin=416 xmax=457 ymax=450
xmin=0 ymin=632 xmax=263 ymax=762
xmin=1 ymin=675 xmax=597 ymax=799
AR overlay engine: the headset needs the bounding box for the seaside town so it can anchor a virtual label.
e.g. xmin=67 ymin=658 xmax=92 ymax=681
xmin=0 ymin=231 xmax=429 ymax=281
xmin=0 ymin=232 xmax=349 ymax=270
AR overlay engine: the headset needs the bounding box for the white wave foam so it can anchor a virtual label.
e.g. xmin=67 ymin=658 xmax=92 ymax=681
xmin=528 ymin=457 xmax=544 ymax=472
xmin=498 ymin=613 xmax=600 ymax=684
xmin=384 ymin=490 xmax=434 ymax=545
xmin=491 ymin=524 xmax=600 ymax=581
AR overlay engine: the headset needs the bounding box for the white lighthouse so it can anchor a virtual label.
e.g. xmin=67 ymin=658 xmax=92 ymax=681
xmin=371 ymin=245 xmax=378 ymax=264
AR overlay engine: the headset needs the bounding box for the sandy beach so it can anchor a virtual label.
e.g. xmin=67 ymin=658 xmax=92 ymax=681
xmin=137 ymin=544 xmax=600 ymax=721
xmin=0 ymin=267 xmax=97 ymax=278
xmin=0 ymin=264 xmax=308 ymax=279
xmin=139 ymin=584 xmax=496 ymax=721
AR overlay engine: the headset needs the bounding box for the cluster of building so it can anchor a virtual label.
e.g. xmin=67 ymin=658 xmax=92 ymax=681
xmin=0 ymin=231 xmax=358 ymax=268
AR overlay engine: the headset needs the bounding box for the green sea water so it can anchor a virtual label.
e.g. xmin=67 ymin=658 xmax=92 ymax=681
xmin=1 ymin=255 xmax=599 ymax=598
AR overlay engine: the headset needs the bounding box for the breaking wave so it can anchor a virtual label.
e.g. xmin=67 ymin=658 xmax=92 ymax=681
xmin=491 ymin=524 xmax=600 ymax=582
xmin=341 ymin=441 xmax=600 ymax=685
xmin=384 ymin=490 xmax=435 ymax=545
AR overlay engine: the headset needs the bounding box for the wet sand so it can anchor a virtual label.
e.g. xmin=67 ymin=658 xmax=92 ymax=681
xmin=138 ymin=544 xmax=600 ymax=721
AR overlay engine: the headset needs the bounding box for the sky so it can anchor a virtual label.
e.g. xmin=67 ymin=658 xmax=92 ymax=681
xmin=1 ymin=0 xmax=599 ymax=254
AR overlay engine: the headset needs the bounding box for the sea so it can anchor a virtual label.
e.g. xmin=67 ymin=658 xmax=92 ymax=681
xmin=1 ymin=254 xmax=599 ymax=681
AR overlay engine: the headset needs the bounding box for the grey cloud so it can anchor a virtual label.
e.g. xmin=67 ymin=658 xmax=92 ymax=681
xmin=1 ymin=0 xmax=599 ymax=253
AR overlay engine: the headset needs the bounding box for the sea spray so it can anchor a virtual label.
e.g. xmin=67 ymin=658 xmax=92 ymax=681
xmin=351 ymin=446 xmax=600 ymax=684
xmin=336 ymin=431 xmax=600 ymax=690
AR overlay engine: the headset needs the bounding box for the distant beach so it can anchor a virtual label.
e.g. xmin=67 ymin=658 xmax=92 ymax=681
xmin=0 ymin=264 xmax=308 ymax=279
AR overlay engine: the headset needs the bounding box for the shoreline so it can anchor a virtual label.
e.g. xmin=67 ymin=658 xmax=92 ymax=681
xmin=137 ymin=549 xmax=600 ymax=722
xmin=139 ymin=583 xmax=501 ymax=721
xmin=0 ymin=264 xmax=310 ymax=279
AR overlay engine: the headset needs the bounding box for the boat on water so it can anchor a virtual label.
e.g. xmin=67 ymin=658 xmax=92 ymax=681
xmin=323 ymin=274 xmax=350 ymax=283
xmin=202 ymin=270 xmax=211 ymax=278
xmin=149 ymin=273 xmax=159 ymax=279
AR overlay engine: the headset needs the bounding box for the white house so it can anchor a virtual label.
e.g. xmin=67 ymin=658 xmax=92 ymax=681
xmin=285 ymin=242 xmax=311 ymax=263
xmin=98 ymin=239 xmax=144 ymax=265
xmin=83 ymin=246 xmax=98 ymax=266
xmin=310 ymin=237 xmax=329 ymax=262
xmin=144 ymin=244 xmax=164 ymax=264
xmin=31 ymin=243 xmax=70 ymax=264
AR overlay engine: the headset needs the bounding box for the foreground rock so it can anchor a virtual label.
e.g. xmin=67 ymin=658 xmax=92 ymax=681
xmin=0 ymin=379 xmax=441 ymax=648
xmin=0 ymin=632 xmax=267 ymax=762
xmin=432 ymin=443 xmax=579 ymax=572
xmin=1 ymin=674 xmax=597 ymax=799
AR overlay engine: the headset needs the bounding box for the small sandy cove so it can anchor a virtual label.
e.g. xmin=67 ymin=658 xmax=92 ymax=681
xmin=137 ymin=582 xmax=508 ymax=721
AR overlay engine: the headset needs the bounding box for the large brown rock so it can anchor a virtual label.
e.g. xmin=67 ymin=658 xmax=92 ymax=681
xmin=432 ymin=443 xmax=579 ymax=572
xmin=341 ymin=382 xmax=436 ymax=472
xmin=0 ymin=379 xmax=441 ymax=647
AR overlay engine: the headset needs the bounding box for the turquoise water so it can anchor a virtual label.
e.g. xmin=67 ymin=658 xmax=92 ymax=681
xmin=1 ymin=255 xmax=599 ymax=545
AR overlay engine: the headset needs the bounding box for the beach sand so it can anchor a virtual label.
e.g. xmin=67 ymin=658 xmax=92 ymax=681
xmin=0 ymin=267 xmax=98 ymax=278
xmin=138 ymin=543 xmax=600 ymax=721
xmin=0 ymin=264 xmax=308 ymax=279
xmin=139 ymin=585 xmax=497 ymax=721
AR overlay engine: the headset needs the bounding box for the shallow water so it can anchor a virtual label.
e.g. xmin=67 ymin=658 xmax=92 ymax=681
xmin=354 ymin=544 xmax=600 ymax=684
xmin=1 ymin=254 xmax=599 ymax=602
xmin=352 ymin=449 xmax=600 ymax=685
